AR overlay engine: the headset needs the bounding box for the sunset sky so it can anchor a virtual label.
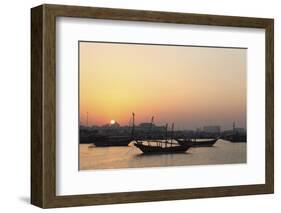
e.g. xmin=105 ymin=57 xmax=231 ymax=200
xmin=79 ymin=42 xmax=246 ymax=130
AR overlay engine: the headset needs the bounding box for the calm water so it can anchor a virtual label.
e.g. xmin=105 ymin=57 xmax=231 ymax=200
xmin=79 ymin=139 xmax=246 ymax=170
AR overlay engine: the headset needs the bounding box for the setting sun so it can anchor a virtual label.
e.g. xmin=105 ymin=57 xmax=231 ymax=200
xmin=110 ymin=120 xmax=116 ymax=125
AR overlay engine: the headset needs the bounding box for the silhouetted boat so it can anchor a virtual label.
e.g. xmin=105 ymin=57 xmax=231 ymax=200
xmin=89 ymin=114 xmax=135 ymax=147
xmin=133 ymin=115 xmax=192 ymax=154
xmin=176 ymin=138 xmax=218 ymax=147
xmin=224 ymin=135 xmax=246 ymax=143
xmin=91 ymin=135 xmax=132 ymax=147
xmin=222 ymin=122 xmax=247 ymax=143
xmin=134 ymin=140 xmax=192 ymax=154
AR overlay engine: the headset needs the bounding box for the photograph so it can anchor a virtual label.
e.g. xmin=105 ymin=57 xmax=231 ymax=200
xmin=79 ymin=41 xmax=247 ymax=170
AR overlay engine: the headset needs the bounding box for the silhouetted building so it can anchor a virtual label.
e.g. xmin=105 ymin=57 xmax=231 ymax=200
xmin=138 ymin=122 xmax=155 ymax=128
xmin=203 ymin=125 xmax=221 ymax=133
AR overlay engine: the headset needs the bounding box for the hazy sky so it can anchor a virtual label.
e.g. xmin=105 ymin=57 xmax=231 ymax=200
xmin=79 ymin=42 xmax=246 ymax=130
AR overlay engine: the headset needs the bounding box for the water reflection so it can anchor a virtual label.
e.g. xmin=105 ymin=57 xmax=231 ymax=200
xmin=79 ymin=140 xmax=246 ymax=170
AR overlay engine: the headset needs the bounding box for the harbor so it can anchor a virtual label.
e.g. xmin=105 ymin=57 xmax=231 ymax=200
xmin=79 ymin=113 xmax=247 ymax=170
xmin=79 ymin=139 xmax=246 ymax=170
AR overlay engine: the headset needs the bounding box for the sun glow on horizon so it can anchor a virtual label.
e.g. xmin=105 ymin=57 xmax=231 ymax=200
xmin=79 ymin=42 xmax=247 ymax=130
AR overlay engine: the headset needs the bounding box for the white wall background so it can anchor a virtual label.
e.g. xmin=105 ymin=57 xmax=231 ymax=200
xmin=0 ymin=0 xmax=279 ymax=212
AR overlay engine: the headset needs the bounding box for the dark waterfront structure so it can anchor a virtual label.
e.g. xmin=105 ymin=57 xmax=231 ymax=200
xmin=221 ymin=122 xmax=247 ymax=143
xmin=79 ymin=116 xmax=247 ymax=146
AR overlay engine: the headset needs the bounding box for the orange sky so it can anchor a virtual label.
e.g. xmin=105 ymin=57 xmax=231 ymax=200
xmin=79 ymin=42 xmax=246 ymax=130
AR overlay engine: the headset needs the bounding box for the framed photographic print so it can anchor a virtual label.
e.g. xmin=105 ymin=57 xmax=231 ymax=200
xmin=31 ymin=4 xmax=274 ymax=208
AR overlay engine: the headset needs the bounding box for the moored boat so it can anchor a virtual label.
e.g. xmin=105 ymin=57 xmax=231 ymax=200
xmin=134 ymin=140 xmax=192 ymax=154
xmin=133 ymin=115 xmax=192 ymax=154
xmin=176 ymin=138 xmax=218 ymax=147
xmin=224 ymin=134 xmax=246 ymax=143
xmin=91 ymin=135 xmax=132 ymax=147
xmin=88 ymin=114 xmax=135 ymax=147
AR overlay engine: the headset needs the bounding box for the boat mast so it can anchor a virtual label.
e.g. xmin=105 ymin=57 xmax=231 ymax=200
xmin=86 ymin=112 xmax=89 ymax=127
xmin=150 ymin=116 xmax=154 ymax=133
xmin=165 ymin=123 xmax=168 ymax=148
xmin=131 ymin=112 xmax=135 ymax=140
xmin=170 ymin=123 xmax=174 ymax=147
xmin=148 ymin=116 xmax=154 ymax=146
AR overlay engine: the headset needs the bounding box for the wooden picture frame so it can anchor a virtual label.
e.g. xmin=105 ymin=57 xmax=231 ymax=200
xmin=31 ymin=4 xmax=274 ymax=208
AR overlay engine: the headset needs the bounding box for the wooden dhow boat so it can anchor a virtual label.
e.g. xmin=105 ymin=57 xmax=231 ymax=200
xmin=90 ymin=114 xmax=135 ymax=147
xmin=176 ymin=138 xmax=218 ymax=147
xmin=132 ymin=114 xmax=192 ymax=154
xmin=134 ymin=140 xmax=192 ymax=154
xmin=90 ymin=135 xmax=132 ymax=147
